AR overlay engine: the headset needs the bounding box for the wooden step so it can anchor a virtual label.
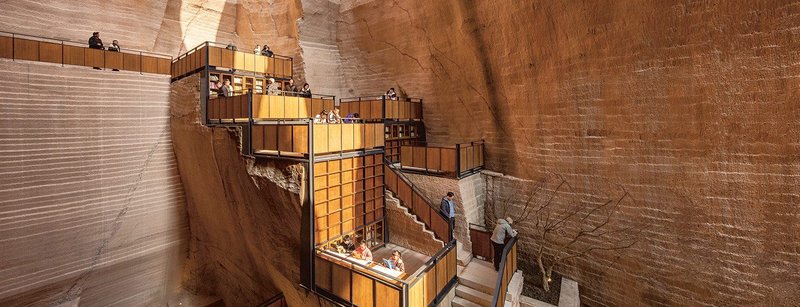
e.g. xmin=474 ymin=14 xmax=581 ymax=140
xmin=455 ymin=284 xmax=492 ymax=307
xmin=452 ymin=296 xmax=484 ymax=307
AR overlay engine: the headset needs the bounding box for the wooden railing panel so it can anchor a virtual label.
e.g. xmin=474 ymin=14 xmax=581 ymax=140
xmin=141 ymin=56 xmax=159 ymax=73
xmin=470 ymin=227 xmax=493 ymax=262
xmin=0 ymin=36 xmax=12 ymax=59
xmin=252 ymin=125 xmax=265 ymax=151
xmin=352 ymin=273 xmax=374 ymax=307
xmin=440 ymin=148 xmax=457 ymax=173
xmin=376 ymin=282 xmax=400 ymax=307
xmin=314 ymin=125 xmax=329 ymax=154
xmin=315 ymin=256 xmax=332 ymax=291
xmin=123 ymin=53 xmax=141 ymax=71
xmin=327 ymin=124 xmax=342 ymax=152
xmin=38 ymin=42 xmax=62 ymax=64
xmin=63 ymin=45 xmax=84 ymax=66
xmin=426 ymin=147 xmax=441 ymax=170
xmin=84 ymin=48 xmax=104 ymax=68
xmin=105 ymin=51 xmax=123 ymax=70
xmin=221 ymin=48 xmax=234 ymax=68
xmin=13 ymin=38 xmax=39 ymax=61
xmin=331 ymin=264 xmax=351 ymax=302
xmin=412 ymin=147 xmax=426 ymax=169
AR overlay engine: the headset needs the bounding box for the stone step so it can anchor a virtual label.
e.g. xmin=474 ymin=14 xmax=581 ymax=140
xmin=452 ymin=296 xmax=484 ymax=307
xmin=458 ymin=258 xmax=498 ymax=295
xmin=455 ymin=284 xmax=492 ymax=307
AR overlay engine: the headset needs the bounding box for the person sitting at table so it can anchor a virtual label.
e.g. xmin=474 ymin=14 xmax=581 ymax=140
xmin=384 ymin=250 xmax=405 ymax=272
xmin=352 ymin=240 xmax=373 ymax=262
xmin=221 ymin=80 xmax=234 ymax=97
xmin=340 ymin=235 xmax=355 ymax=252
xmin=314 ymin=110 xmax=329 ymax=124
xmin=328 ymin=107 xmax=343 ymax=123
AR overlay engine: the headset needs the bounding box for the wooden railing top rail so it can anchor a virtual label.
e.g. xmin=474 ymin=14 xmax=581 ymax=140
xmin=0 ymin=30 xmax=172 ymax=59
xmin=173 ymin=41 xmax=293 ymax=64
xmin=405 ymin=239 xmax=456 ymax=284
xmin=490 ymin=236 xmax=519 ymax=307
xmin=401 ymin=140 xmax=485 ymax=150
xmin=340 ymin=95 xmax=423 ymax=103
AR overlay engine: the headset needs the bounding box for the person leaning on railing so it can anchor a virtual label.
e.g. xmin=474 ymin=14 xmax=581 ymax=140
xmin=328 ymin=107 xmax=343 ymax=123
xmin=267 ymin=78 xmax=279 ymax=95
xmin=300 ymin=83 xmax=312 ymax=98
xmin=285 ymin=79 xmax=298 ymax=96
xmin=490 ymin=217 xmax=518 ymax=271
xmin=88 ymin=32 xmax=104 ymax=70
xmin=221 ymin=80 xmax=234 ymax=97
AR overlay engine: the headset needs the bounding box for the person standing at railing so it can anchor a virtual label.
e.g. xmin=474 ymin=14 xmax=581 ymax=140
xmin=88 ymin=32 xmax=104 ymax=70
xmin=386 ymin=88 xmax=398 ymax=100
xmin=254 ymin=44 xmax=261 ymax=55
xmin=490 ymin=217 xmax=518 ymax=271
xmin=108 ymin=40 xmax=121 ymax=52
xmin=261 ymin=45 xmax=274 ymax=57
xmin=300 ymin=83 xmax=312 ymax=98
xmin=221 ymin=80 xmax=234 ymax=97
xmin=440 ymin=192 xmax=457 ymax=233
xmin=329 ymin=107 xmax=343 ymax=123
xmin=267 ymin=78 xmax=280 ymax=95
xmin=285 ymin=79 xmax=298 ymax=96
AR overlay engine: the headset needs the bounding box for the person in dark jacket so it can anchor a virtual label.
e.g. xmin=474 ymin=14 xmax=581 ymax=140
xmin=108 ymin=40 xmax=121 ymax=52
xmin=261 ymin=45 xmax=274 ymax=57
xmin=440 ymin=192 xmax=456 ymax=232
xmin=300 ymin=83 xmax=311 ymax=98
xmin=88 ymin=32 xmax=104 ymax=50
xmin=490 ymin=217 xmax=518 ymax=271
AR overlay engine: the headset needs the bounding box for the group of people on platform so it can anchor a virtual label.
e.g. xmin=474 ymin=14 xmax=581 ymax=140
xmin=210 ymin=77 xmax=311 ymax=98
xmin=339 ymin=235 xmax=405 ymax=273
xmin=224 ymin=42 xmax=276 ymax=58
xmin=87 ymin=32 xmax=122 ymax=70
xmin=313 ymin=107 xmax=361 ymax=124
xmin=441 ymin=192 xmax=518 ymax=271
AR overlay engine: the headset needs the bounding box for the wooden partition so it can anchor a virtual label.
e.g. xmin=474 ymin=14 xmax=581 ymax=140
xmin=399 ymin=141 xmax=485 ymax=178
xmin=315 ymin=255 xmax=403 ymax=307
xmin=406 ymin=245 xmax=457 ymax=307
xmin=469 ymin=225 xmax=494 ymax=262
xmin=339 ymin=99 xmax=384 ymax=121
xmin=207 ymin=94 xmax=335 ymax=122
xmin=172 ymin=43 xmax=293 ymax=80
xmin=491 ymin=237 xmax=519 ymax=307
xmin=250 ymin=123 xmax=383 ymax=156
xmin=385 ymin=122 xmax=424 ymax=163
xmin=313 ymin=154 xmax=385 ymax=245
xmin=384 ymin=164 xmax=450 ymax=241
xmin=0 ymin=36 xmax=170 ymax=74
xmin=384 ymin=99 xmax=423 ymax=120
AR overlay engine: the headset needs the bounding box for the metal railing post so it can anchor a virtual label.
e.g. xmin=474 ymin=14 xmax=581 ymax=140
xmin=455 ymin=143 xmax=461 ymax=179
xmin=248 ymin=90 xmax=254 ymax=156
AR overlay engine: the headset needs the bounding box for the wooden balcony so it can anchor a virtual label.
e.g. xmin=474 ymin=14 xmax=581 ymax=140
xmin=339 ymin=96 xmax=423 ymax=122
xmin=171 ymin=42 xmax=293 ymax=80
xmin=0 ymin=31 xmax=171 ymax=74
xmin=207 ymin=93 xmax=335 ymax=122
xmin=399 ymin=141 xmax=485 ymax=178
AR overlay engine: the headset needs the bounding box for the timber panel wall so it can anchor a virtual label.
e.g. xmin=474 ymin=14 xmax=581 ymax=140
xmin=314 ymin=154 xmax=385 ymax=245
xmin=250 ymin=123 xmax=384 ymax=156
xmin=314 ymin=255 xmax=403 ymax=307
xmin=171 ymin=45 xmax=293 ymax=79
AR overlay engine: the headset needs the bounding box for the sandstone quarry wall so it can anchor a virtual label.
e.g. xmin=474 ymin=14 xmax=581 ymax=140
xmin=385 ymin=194 xmax=444 ymax=256
xmin=0 ymin=60 xmax=188 ymax=306
xmin=333 ymin=1 xmax=800 ymax=306
xmin=170 ymin=73 xmax=335 ymax=307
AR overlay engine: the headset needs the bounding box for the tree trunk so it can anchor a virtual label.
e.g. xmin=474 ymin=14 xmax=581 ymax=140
xmin=542 ymin=273 xmax=550 ymax=292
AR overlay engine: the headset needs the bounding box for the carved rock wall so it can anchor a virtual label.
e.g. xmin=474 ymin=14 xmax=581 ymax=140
xmin=333 ymin=1 xmax=800 ymax=306
xmin=0 ymin=60 xmax=188 ymax=306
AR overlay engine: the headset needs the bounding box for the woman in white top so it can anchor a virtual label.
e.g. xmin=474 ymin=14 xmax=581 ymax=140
xmin=254 ymin=45 xmax=261 ymax=55
xmin=314 ymin=111 xmax=329 ymax=124
xmin=328 ymin=107 xmax=343 ymax=123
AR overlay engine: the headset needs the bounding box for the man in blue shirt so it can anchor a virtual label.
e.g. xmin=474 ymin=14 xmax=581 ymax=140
xmin=440 ymin=192 xmax=456 ymax=238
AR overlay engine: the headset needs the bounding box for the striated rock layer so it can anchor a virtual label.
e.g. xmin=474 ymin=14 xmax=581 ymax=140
xmin=332 ymin=1 xmax=800 ymax=306
xmin=0 ymin=60 xmax=188 ymax=306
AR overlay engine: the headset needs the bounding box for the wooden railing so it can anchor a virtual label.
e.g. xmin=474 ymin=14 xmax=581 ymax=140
xmin=469 ymin=223 xmax=494 ymax=262
xmin=491 ymin=236 xmax=519 ymax=307
xmin=399 ymin=140 xmax=485 ymax=178
xmin=0 ymin=31 xmax=171 ymax=74
xmin=206 ymin=93 xmax=335 ymax=123
xmin=384 ymin=160 xmax=452 ymax=241
xmin=339 ymin=96 xmax=423 ymax=121
xmin=314 ymin=240 xmax=457 ymax=307
xmin=171 ymin=41 xmax=293 ymax=80
xmin=251 ymin=122 xmax=384 ymax=156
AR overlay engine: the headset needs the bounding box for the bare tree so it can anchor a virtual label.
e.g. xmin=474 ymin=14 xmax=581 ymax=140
xmin=491 ymin=173 xmax=643 ymax=292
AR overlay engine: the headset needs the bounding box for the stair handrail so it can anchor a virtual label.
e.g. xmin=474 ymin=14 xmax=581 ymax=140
xmin=490 ymin=236 xmax=519 ymax=307
xmin=383 ymin=157 xmax=453 ymax=241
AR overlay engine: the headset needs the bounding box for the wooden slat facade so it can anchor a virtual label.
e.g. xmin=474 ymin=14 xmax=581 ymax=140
xmin=171 ymin=44 xmax=293 ymax=80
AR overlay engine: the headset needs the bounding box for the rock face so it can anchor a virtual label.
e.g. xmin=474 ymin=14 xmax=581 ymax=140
xmin=331 ymin=1 xmax=800 ymax=306
xmin=385 ymin=193 xmax=444 ymax=256
xmin=0 ymin=61 xmax=188 ymax=306
xmin=170 ymin=73 xmax=336 ymax=307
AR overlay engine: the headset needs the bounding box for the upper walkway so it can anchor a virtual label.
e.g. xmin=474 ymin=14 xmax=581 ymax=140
xmin=171 ymin=41 xmax=293 ymax=81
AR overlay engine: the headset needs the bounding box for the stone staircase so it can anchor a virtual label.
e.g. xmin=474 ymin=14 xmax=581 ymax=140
xmin=453 ymin=258 xmax=497 ymax=307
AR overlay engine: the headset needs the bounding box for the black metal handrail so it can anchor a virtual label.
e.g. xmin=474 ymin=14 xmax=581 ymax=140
xmin=490 ymin=236 xmax=519 ymax=307
xmin=383 ymin=157 xmax=452 ymax=241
